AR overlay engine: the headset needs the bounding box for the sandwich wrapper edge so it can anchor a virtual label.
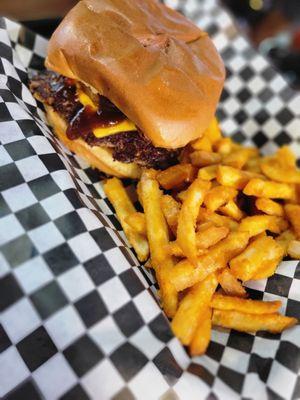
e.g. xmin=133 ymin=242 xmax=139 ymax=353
xmin=0 ymin=1 xmax=300 ymax=399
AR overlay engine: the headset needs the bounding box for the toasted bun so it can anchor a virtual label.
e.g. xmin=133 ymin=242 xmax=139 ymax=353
xmin=45 ymin=105 xmax=141 ymax=179
xmin=46 ymin=0 xmax=225 ymax=149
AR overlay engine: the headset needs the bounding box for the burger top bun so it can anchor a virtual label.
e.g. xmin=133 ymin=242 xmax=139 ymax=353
xmin=46 ymin=0 xmax=225 ymax=149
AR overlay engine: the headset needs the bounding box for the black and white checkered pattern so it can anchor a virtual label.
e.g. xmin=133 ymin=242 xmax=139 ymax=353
xmin=0 ymin=0 xmax=300 ymax=398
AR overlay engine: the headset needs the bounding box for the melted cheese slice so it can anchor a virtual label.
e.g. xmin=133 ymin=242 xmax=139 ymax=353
xmin=77 ymin=91 xmax=97 ymax=111
xmin=77 ymin=90 xmax=136 ymax=138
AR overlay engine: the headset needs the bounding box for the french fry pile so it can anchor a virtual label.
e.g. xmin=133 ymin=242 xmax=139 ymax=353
xmin=104 ymin=118 xmax=299 ymax=355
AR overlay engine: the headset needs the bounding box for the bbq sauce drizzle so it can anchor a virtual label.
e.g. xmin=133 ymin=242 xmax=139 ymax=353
xmin=66 ymin=95 xmax=127 ymax=140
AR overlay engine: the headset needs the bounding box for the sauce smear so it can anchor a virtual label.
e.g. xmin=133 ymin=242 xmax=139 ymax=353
xmin=66 ymin=96 xmax=126 ymax=140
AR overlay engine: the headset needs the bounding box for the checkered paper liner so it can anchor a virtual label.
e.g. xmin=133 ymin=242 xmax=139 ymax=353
xmin=1 ymin=0 xmax=300 ymax=399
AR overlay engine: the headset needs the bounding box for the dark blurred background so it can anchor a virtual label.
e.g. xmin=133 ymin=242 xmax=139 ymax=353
xmin=222 ymin=0 xmax=300 ymax=89
xmin=1 ymin=0 xmax=300 ymax=89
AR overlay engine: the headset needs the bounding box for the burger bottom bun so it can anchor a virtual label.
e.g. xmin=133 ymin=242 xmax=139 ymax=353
xmin=45 ymin=105 xmax=141 ymax=179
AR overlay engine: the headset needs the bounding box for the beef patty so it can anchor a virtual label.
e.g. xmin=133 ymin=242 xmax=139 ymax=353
xmin=30 ymin=71 xmax=180 ymax=168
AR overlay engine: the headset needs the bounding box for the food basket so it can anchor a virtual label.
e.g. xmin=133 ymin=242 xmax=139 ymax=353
xmin=0 ymin=1 xmax=299 ymax=398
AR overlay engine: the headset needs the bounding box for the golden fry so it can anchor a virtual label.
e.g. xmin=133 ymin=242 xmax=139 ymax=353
xmin=177 ymin=179 xmax=211 ymax=264
xmin=136 ymin=170 xmax=158 ymax=207
xmin=245 ymin=157 xmax=261 ymax=174
xmin=171 ymin=231 xmax=249 ymax=291
xmin=136 ymin=181 xmax=143 ymax=207
xmin=261 ymin=159 xmax=300 ymax=184
xmin=243 ymin=178 xmax=295 ymax=200
xmin=230 ymin=235 xmax=284 ymax=281
xmin=211 ymin=294 xmax=281 ymax=314
xmin=196 ymin=225 xmax=229 ymax=249
xmin=190 ymin=150 xmax=222 ymax=167
xmin=261 ymin=147 xmax=300 ymax=183
xmin=166 ymin=241 xmax=207 ymax=258
xmin=285 ymin=204 xmax=300 ymax=239
xmin=198 ymin=165 xmax=218 ymax=181
xmin=287 ymin=240 xmax=300 ymax=260
xmin=190 ymin=308 xmax=212 ymax=356
xmin=192 ymin=136 xmax=212 ymax=152
xmin=140 ymin=175 xmax=169 ymax=266
xmin=213 ymin=137 xmax=235 ymax=155
xmin=125 ymin=212 xmax=146 ymax=235
xmin=157 ymin=164 xmax=196 ymax=190
xmin=161 ymin=195 xmax=180 ymax=233
xmin=176 ymin=189 xmax=188 ymax=202
xmin=197 ymin=221 xmax=215 ymax=232
xmin=212 ymin=309 xmax=297 ymax=333
xmin=198 ymin=208 xmax=239 ymax=231
xmin=140 ymin=172 xmax=177 ymax=317
xmin=103 ymin=178 xmax=149 ymax=262
xmin=223 ymin=147 xmax=258 ymax=169
xmin=255 ymin=198 xmax=284 ymax=217
xmin=219 ymin=200 xmax=244 ymax=221
xmin=251 ymin=263 xmax=281 ymax=280
xmin=171 ymin=273 xmax=218 ymax=345
xmin=276 ymin=229 xmax=296 ymax=255
xmin=203 ymin=117 xmax=222 ymax=144
xmin=238 ymin=215 xmax=288 ymax=237
xmin=166 ymin=225 xmax=228 ymax=258
xmin=204 ymin=186 xmax=238 ymax=212
xmin=218 ymin=268 xmax=247 ymax=297
xmin=296 ymin=184 xmax=300 ymax=204
xmin=217 ymin=165 xmax=261 ymax=190
xmin=165 ymin=241 xmax=185 ymax=258
xmin=277 ymin=146 xmax=297 ymax=168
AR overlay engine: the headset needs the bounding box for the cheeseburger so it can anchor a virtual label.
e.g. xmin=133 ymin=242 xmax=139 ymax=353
xmin=30 ymin=0 xmax=225 ymax=178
